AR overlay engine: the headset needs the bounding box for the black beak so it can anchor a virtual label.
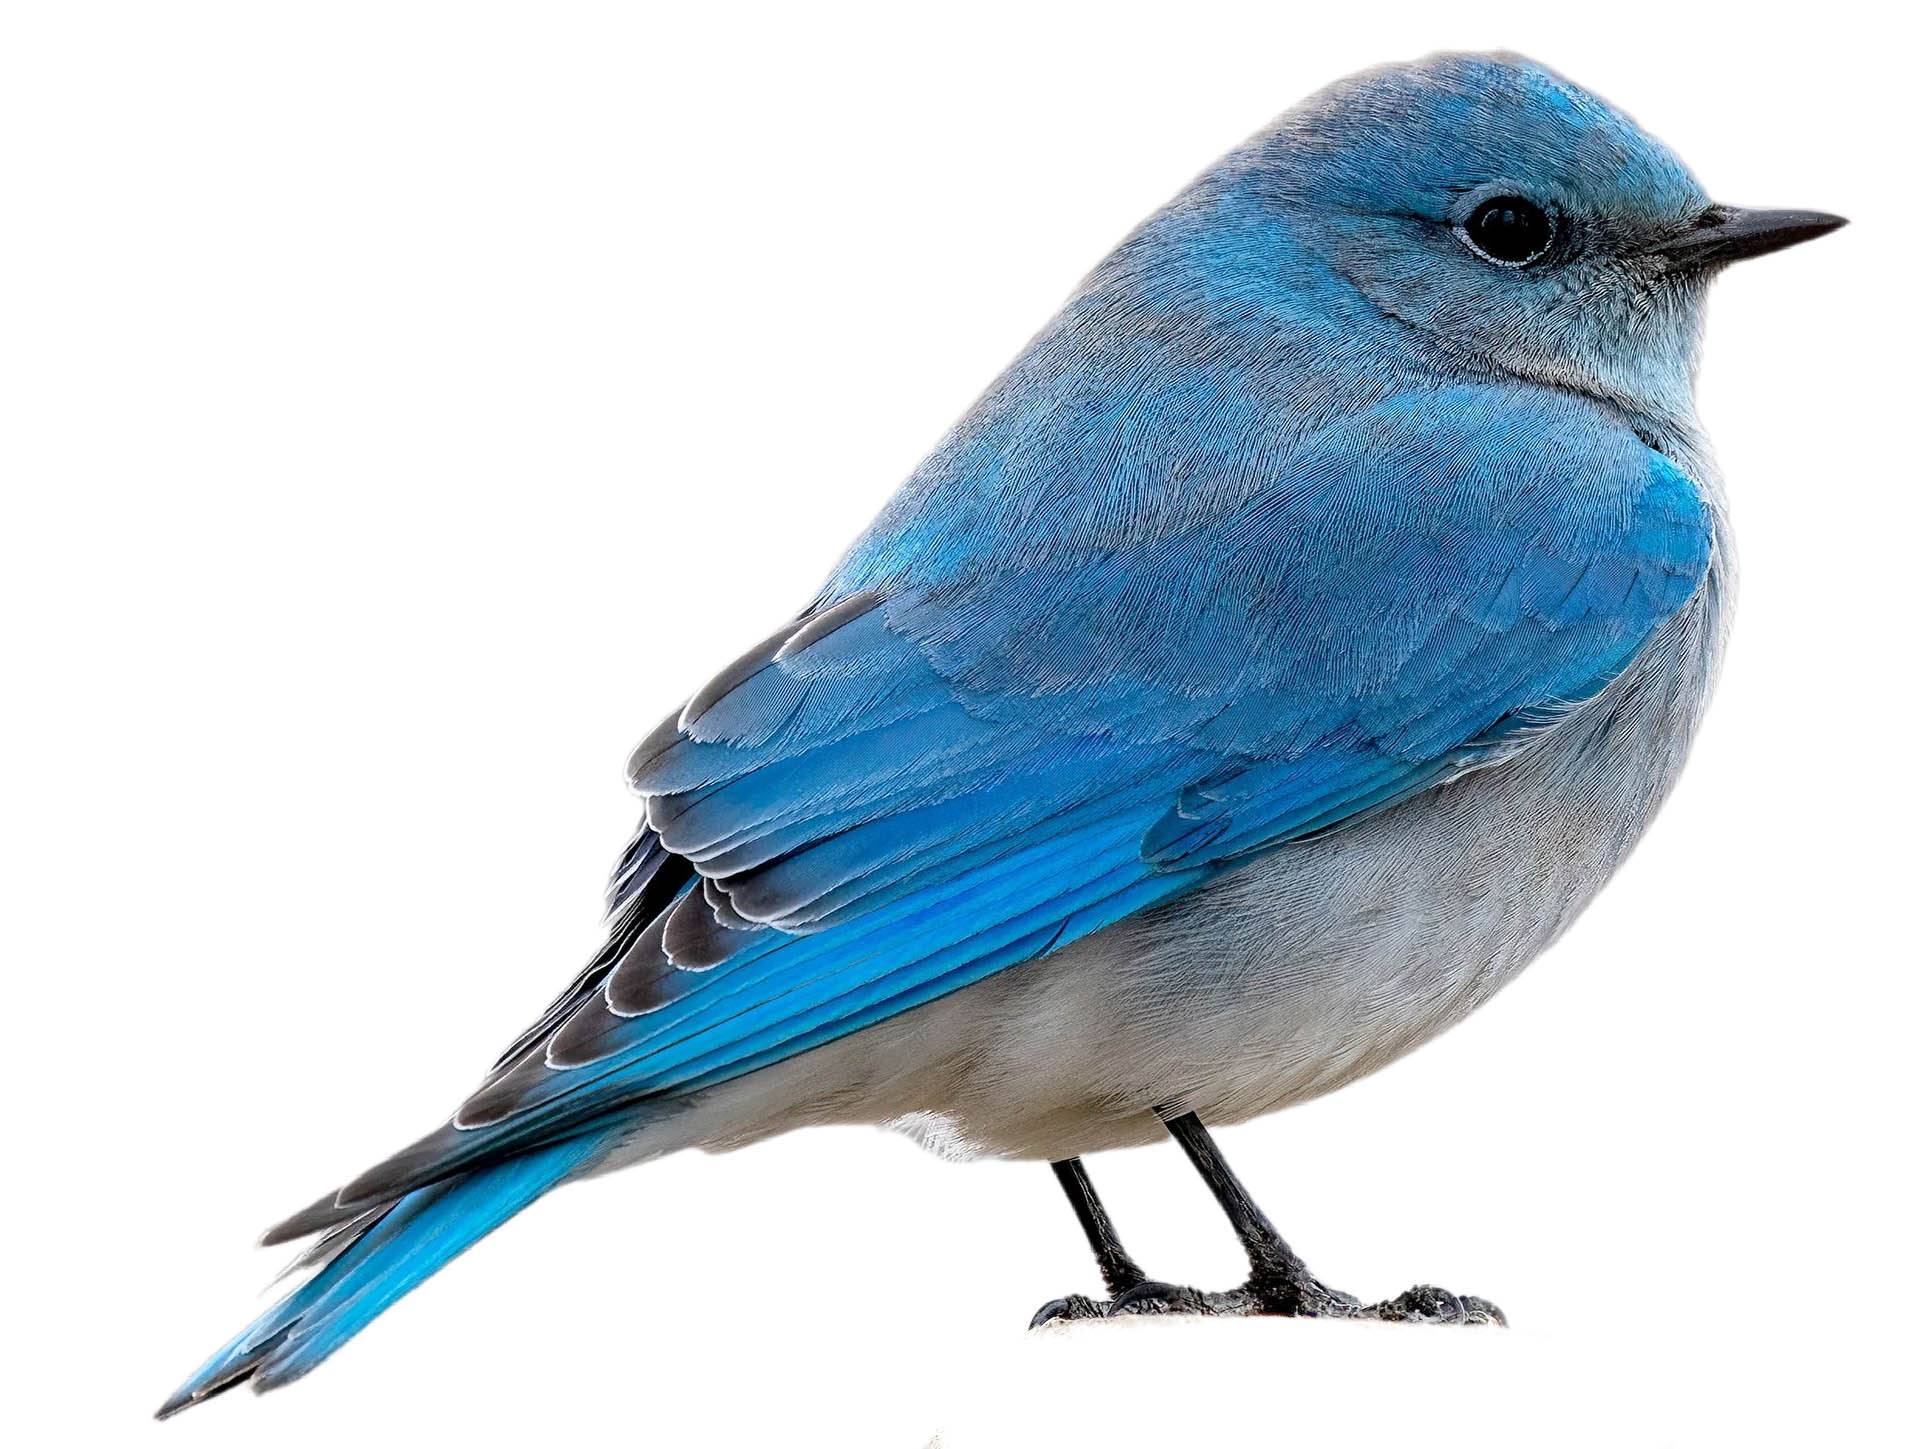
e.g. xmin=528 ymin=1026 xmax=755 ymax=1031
xmin=1653 ymin=205 xmax=1847 ymax=272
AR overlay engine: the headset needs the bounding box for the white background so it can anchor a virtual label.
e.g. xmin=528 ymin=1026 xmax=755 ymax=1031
xmin=3 ymin=3 xmax=1923 ymax=1445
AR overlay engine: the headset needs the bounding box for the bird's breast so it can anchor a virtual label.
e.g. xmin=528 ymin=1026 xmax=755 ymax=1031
xmin=862 ymin=499 xmax=1733 ymax=1160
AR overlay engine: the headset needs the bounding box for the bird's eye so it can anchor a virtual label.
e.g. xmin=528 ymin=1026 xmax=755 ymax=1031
xmin=1461 ymin=196 xmax=1554 ymax=265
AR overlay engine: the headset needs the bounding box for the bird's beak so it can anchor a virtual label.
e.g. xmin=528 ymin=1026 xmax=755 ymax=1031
xmin=1653 ymin=205 xmax=1847 ymax=272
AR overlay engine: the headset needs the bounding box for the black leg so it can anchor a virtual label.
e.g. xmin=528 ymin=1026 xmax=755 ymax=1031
xmin=1030 ymin=1109 xmax=1507 ymax=1327
xmin=1029 ymin=1158 xmax=1148 ymax=1326
xmin=1153 ymin=1111 xmax=1355 ymax=1315
xmin=1050 ymin=1157 xmax=1146 ymax=1296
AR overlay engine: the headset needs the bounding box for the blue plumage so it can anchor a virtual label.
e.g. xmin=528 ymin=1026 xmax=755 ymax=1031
xmin=158 ymin=1133 xmax=613 ymax=1415
xmin=164 ymin=51 xmax=1841 ymax=1414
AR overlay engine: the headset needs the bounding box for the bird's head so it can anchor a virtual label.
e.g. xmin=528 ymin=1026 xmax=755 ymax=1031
xmin=1182 ymin=53 xmax=1843 ymax=423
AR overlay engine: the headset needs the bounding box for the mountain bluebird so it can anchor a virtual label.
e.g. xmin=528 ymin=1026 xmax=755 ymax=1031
xmin=161 ymin=51 xmax=1842 ymax=1414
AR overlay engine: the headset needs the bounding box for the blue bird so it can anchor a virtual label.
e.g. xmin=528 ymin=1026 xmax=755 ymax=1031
xmin=161 ymin=51 xmax=1842 ymax=1414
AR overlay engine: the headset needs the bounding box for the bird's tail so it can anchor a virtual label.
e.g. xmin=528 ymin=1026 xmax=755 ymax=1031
xmin=156 ymin=1131 xmax=610 ymax=1418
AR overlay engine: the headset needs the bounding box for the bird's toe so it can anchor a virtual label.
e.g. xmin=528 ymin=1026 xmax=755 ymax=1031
xmin=1362 ymin=1283 xmax=1507 ymax=1326
xmin=1105 ymin=1280 xmax=1221 ymax=1317
xmin=1028 ymin=1294 xmax=1106 ymax=1328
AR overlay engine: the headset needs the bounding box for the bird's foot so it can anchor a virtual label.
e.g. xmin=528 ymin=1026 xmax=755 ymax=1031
xmin=1028 ymin=1279 xmax=1324 ymax=1325
xmin=1356 ymin=1282 xmax=1507 ymax=1326
xmin=1029 ymin=1274 xmax=1503 ymax=1327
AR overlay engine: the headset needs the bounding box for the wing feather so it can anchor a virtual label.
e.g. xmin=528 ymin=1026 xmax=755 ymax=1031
xmin=276 ymin=384 xmax=1711 ymax=1230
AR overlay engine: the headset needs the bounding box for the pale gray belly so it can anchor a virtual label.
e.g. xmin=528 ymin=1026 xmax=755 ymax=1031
xmin=652 ymin=525 xmax=1732 ymax=1169
xmin=832 ymin=536 xmax=1729 ymax=1160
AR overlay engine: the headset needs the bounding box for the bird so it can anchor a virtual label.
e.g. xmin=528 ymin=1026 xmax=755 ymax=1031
xmin=160 ymin=51 xmax=1843 ymax=1415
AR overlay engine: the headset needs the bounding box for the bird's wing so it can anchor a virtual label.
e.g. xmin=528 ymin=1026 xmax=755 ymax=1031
xmin=276 ymin=384 xmax=1710 ymax=1229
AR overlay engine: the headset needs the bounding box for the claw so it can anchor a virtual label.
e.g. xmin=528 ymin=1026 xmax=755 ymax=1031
xmin=1462 ymin=1296 xmax=1507 ymax=1327
xmin=1028 ymin=1294 xmax=1105 ymax=1328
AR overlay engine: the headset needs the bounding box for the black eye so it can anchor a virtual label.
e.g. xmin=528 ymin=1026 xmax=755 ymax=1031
xmin=1462 ymin=195 xmax=1554 ymax=265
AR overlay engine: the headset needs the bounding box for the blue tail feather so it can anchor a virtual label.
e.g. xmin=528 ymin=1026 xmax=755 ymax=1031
xmin=157 ymin=1132 xmax=609 ymax=1417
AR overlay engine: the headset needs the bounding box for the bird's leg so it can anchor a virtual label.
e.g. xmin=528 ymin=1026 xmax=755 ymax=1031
xmin=1028 ymin=1114 xmax=1505 ymax=1327
xmin=1110 ymin=1109 xmax=1359 ymax=1317
xmin=1028 ymin=1157 xmax=1149 ymax=1326
xmin=1054 ymin=1157 xmax=1148 ymax=1295
xmin=1104 ymin=1112 xmax=1506 ymax=1325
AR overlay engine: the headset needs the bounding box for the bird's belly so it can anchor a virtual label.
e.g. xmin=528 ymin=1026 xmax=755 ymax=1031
xmin=660 ymin=540 xmax=1730 ymax=1167
xmin=858 ymin=564 xmax=1729 ymax=1162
